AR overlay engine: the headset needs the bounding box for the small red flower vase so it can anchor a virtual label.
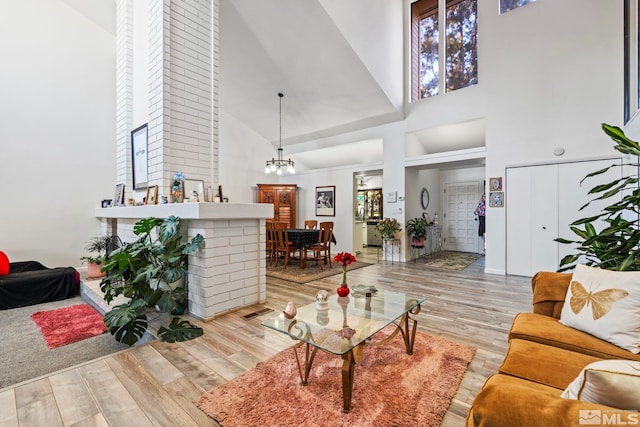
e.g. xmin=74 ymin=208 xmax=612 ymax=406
xmin=337 ymin=284 xmax=350 ymax=297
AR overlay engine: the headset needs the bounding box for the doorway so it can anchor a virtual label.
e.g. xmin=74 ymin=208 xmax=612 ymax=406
xmin=353 ymin=173 xmax=383 ymax=255
xmin=443 ymin=181 xmax=482 ymax=253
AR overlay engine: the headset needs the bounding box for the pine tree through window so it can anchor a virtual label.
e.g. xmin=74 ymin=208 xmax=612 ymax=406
xmin=411 ymin=0 xmax=478 ymax=101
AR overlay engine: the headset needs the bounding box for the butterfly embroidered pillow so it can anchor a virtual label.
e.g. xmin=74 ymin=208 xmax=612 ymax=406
xmin=559 ymin=264 xmax=640 ymax=353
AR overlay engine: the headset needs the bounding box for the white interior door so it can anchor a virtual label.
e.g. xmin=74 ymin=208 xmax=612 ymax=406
xmin=506 ymin=158 xmax=622 ymax=277
xmin=506 ymin=164 xmax=559 ymax=276
xmin=558 ymin=159 xmax=623 ymax=265
xmin=443 ymin=182 xmax=481 ymax=253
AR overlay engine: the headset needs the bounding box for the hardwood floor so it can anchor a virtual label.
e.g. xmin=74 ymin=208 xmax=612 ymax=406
xmin=0 ymin=253 xmax=533 ymax=427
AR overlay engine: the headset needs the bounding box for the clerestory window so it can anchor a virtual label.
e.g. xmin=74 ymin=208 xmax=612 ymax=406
xmin=411 ymin=0 xmax=478 ymax=101
xmin=499 ymin=0 xmax=535 ymax=15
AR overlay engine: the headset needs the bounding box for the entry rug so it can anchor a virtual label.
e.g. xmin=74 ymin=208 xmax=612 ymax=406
xmin=195 ymin=329 xmax=476 ymax=427
xmin=423 ymin=251 xmax=482 ymax=271
xmin=31 ymin=303 xmax=107 ymax=349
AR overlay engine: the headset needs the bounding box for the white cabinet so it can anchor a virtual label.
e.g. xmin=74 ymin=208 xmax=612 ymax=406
xmin=506 ymin=158 xmax=622 ymax=277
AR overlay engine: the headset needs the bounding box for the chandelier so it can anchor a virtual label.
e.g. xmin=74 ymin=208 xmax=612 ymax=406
xmin=357 ymin=177 xmax=367 ymax=191
xmin=265 ymin=92 xmax=295 ymax=175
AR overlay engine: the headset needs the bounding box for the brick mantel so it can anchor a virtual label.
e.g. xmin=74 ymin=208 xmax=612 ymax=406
xmin=96 ymin=202 xmax=273 ymax=320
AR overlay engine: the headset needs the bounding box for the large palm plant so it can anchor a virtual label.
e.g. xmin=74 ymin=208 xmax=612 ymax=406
xmin=556 ymin=124 xmax=640 ymax=271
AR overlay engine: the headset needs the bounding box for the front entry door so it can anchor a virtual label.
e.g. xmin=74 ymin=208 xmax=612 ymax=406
xmin=443 ymin=182 xmax=481 ymax=253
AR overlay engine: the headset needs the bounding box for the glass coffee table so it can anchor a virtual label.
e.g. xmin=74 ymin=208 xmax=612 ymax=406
xmin=261 ymin=288 xmax=426 ymax=413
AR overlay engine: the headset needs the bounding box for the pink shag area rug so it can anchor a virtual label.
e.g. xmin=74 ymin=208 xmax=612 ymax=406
xmin=31 ymin=303 xmax=107 ymax=349
xmin=195 ymin=329 xmax=476 ymax=426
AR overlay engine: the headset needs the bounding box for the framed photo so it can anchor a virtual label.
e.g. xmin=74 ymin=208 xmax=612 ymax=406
xmin=184 ymin=179 xmax=205 ymax=202
xmin=101 ymin=199 xmax=112 ymax=208
xmin=489 ymin=191 xmax=504 ymax=208
xmin=114 ymin=183 xmax=125 ymax=207
xmin=386 ymin=191 xmax=397 ymax=203
xmin=145 ymin=185 xmax=158 ymax=205
xmin=489 ymin=177 xmax=503 ymax=191
xmin=316 ymin=186 xmax=335 ymax=216
xmin=131 ymin=124 xmax=149 ymax=190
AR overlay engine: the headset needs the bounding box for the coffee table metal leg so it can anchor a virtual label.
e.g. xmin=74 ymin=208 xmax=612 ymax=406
xmin=341 ymin=350 xmax=355 ymax=413
xmin=399 ymin=311 xmax=419 ymax=355
xmin=292 ymin=342 xmax=318 ymax=385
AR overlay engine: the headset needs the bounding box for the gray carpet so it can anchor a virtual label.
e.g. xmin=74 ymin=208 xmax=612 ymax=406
xmin=0 ymin=296 xmax=129 ymax=389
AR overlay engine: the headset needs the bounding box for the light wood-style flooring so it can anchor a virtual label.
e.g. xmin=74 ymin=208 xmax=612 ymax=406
xmin=0 ymin=252 xmax=532 ymax=427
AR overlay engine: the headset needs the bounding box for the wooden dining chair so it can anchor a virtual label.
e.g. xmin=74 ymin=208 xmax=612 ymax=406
xmin=265 ymin=220 xmax=276 ymax=265
xmin=274 ymin=221 xmax=300 ymax=269
xmin=304 ymin=221 xmax=333 ymax=270
xmin=304 ymin=220 xmax=318 ymax=230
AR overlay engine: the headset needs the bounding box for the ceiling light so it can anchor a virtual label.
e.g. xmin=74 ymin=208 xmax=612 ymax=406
xmin=357 ymin=177 xmax=367 ymax=191
xmin=265 ymin=92 xmax=295 ymax=174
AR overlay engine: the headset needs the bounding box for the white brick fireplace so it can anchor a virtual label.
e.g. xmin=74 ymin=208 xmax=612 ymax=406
xmin=96 ymin=203 xmax=272 ymax=320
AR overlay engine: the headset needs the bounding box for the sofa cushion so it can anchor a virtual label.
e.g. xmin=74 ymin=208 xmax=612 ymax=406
xmin=561 ymin=359 xmax=640 ymax=410
xmin=510 ymin=313 xmax=640 ymax=362
xmin=559 ymin=264 xmax=640 ymax=353
xmin=531 ymin=271 xmax=572 ymax=318
xmin=499 ymin=338 xmax=602 ymax=389
xmin=0 ymin=251 xmax=9 ymax=276
xmin=467 ymin=374 xmax=618 ymax=427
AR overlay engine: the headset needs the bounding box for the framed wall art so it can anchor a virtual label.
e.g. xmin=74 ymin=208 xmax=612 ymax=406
xmin=131 ymin=123 xmax=149 ymax=190
xmin=145 ymin=185 xmax=158 ymax=205
xmin=489 ymin=191 xmax=504 ymax=208
xmin=114 ymin=183 xmax=125 ymax=206
xmin=489 ymin=177 xmax=502 ymax=191
xmin=316 ymin=186 xmax=335 ymax=216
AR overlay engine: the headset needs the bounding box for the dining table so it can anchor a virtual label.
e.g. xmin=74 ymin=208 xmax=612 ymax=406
xmin=286 ymin=228 xmax=337 ymax=249
xmin=285 ymin=228 xmax=337 ymax=269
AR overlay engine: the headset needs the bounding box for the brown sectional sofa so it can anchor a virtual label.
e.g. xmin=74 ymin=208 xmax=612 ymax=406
xmin=466 ymin=271 xmax=640 ymax=427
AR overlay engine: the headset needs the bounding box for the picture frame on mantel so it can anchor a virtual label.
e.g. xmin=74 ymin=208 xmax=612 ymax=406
xmin=145 ymin=185 xmax=158 ymax=205
xmin=183 ymin=179 xmax=205 ymax=202
xmin=316 ymin=186 xmax=335 ymax=216
xmin=114 ymin=183 xmax=125 ymax=207
xmin=131 ymin=124 xmax=148 ymax=190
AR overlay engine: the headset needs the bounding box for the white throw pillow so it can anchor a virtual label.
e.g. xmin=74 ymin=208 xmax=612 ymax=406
xmin=561 ymin=359 xmax=640 ymax=409
xmin=559 ymin=264 xmax=640 ymax=353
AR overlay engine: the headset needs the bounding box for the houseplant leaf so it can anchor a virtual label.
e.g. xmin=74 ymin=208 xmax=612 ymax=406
xmin=157 ymin=318 xmax=203 ymax=343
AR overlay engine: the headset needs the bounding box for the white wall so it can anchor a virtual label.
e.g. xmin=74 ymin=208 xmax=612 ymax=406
xmin=219 ymin=110 xmax=280 ymax=203
xmin=481 ymin=0 xmax=623 ymax=274
xmin=0 ymin=0 xmax=116 ymax=267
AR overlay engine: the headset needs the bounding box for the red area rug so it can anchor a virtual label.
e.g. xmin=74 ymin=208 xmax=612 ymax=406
xmin=195 ymin=329 xmax=476 ymax=427
xmin=31 ymin=304 xmax=107 ymax=349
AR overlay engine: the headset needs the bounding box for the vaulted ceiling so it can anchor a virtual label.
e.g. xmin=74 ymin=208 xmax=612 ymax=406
xmin=219 ymin=0 xmax=405 ymax=166
xmin=64 ymin=0 xmax=485 ymax=172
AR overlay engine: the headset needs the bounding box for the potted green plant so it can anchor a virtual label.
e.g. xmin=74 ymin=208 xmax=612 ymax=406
xmin=375 ymin=217 xmax=402 ymax=240
xmin=81 ymin=235 xmax=110 ymax=279
xmin=100 ymin=216 xmax=205 ymax=345
xmin=406 ymin=217 xmax=428 ymax=247
xmin=556 ymin=123 xmax=640 ymax=271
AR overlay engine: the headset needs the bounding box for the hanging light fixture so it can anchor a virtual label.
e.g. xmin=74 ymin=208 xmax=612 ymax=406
xmin=265 ymin=92 xmax=295 ymax=175
xmin=357 ymin=177 xmax=367 ymax=191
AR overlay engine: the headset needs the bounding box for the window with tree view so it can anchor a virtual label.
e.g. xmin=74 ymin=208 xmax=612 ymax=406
xmin=412 ymin=0 xmax=478 ymax=101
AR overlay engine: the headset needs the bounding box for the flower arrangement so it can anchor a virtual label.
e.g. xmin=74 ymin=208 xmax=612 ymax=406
xmin=171 ymin=172 xmax=185 ymax=203
xmin=375 ymin=217 xmax=402 ymax=240
xmin=334 ymin=252 xmax=357 ymax=285
xmin=172 ymin=172 xmax=185 ymax=189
